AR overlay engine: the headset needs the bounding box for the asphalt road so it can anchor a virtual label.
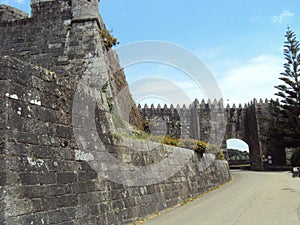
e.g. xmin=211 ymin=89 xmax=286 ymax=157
xmin=142 ymin=170 xmax=300 ymax=225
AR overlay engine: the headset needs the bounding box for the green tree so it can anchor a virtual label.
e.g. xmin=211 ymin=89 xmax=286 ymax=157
xmin=291 ymin=147 xmax=300 ymax=166
xmin=273 ymin=28 xmax=300 ymax=147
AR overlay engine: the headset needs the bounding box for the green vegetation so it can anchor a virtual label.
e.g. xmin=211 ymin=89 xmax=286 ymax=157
xmin=100 ymin=81 xmax=109 ymax=93
xmin=207 ymin=144 xmax=225 ymax=160
xmin=271 ymin=28 xmax=300 ymax=148
xmin=177 ymin=138 xmax=198 ymax=150
xmin=194 ymin=141 xmax=208 ymax=154
xmin=100 ymin=28 xmax=119 ymax=49
xmin=291 ymin=147 xmax=300 ymax=167
xmin=107 ymin=97 xmax=114 ymax=112
xmin=116 ymin=128 xmax=225 ymax=160
xmin=111 ymin=112 xmax=126 ymax=129
xmin=227 ymin=149 xmax=249 ymax=161
xmin=129 ymin=106 xmax=144 ymax=131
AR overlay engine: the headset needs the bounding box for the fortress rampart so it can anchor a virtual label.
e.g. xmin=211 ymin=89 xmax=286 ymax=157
xmin=138 ymin=98 xmax=283 ymax=170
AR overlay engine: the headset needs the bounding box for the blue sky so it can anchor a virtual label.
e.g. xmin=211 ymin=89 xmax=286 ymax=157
xmin=2 ymin=0 xmax=300 ymax=106
xmin=100 ymin=0 xmax=300 ymax=106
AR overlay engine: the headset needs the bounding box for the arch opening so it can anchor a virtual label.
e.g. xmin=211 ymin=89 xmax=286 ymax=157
xmin=227 ymin=139 xmax=249 ymax=152
xmin=226 ymin=139 xmax=250 ymax=168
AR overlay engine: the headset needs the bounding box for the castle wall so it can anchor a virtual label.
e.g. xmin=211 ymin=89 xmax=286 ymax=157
xmin=0 ymin=5 xmax=28 ymax=21
xmin=138 ymin=99 xmax=275 ymax=171
xmin=0 ymin=56 xmax=231 ymax=225
xmin=0 ymin=0 xmax=141 ymax=128
xmin=243 ymin=101 xmax=263 ymax=170
xmin=0 ymin=1 xmax=72 ymax=70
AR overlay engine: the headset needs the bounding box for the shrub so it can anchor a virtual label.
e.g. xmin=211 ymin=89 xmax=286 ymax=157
xmin=216 ymin=148 xmax=225 ymax=160
xmin=100 ymin=81 xmax=109 ymax=93
xmin=147 ymin=135 xmax=160 ymax=143
xmin=291 ymin=147 xmax=300 ymax=167
xmin=100 ymin=28 xmax=119 ymax=49
xmin=194 ymin=141 xmax=208 ymax=154
xmin=206 ymin=144 xmax=219 ymax=154
xmin=161 ymin=135 xmax=179 ymax=146
xmin=178 ymin=138 xmax=198 ymax=150
xmin=206 ymin=144 xmax=225 ymax=160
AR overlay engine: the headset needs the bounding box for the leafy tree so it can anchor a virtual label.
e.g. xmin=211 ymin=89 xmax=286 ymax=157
xmin=272 ymin=28 xmax=300 ymax=148
xmin=291 ymin=147 xmax=300 ymax=166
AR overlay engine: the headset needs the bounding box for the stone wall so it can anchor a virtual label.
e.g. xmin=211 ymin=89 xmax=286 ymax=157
xmin=138 ymin=99 xmax=276 ymax=170
xmin=0 ymin=56 xmax=231 ymax=224
xmin=0 ymin=0 xmax=141 ymax=128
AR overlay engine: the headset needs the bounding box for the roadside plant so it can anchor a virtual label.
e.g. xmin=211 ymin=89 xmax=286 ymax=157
xmin=194 ymin=141 xmax=208 ymax=155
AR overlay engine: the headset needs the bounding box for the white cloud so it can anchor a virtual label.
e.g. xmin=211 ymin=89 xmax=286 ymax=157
xmin=218 ymin=54 xmax=283 ymax=106
xmin=126 ymin=62 xmax=207 ymax=106
xmin=129 ymin=77 xmax=196 ymax=107
xmin=196 ymin=46 xmax=227 ymax=59
xmin=126 ymin=54 xmax=284 ymax=107
xmin=272 ymin=10 xmax=294 ymax=25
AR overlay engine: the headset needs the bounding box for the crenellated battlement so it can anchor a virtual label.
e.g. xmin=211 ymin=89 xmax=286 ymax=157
xmin=137 ymin=98 xmax=273 ymax=112
xmin=0 ymin=4 xmax=28 ymax=21
xmin=1 ymin=0 xmax=103 ymax=28
xmin=137 ymin=97 xmax=276 ymax=163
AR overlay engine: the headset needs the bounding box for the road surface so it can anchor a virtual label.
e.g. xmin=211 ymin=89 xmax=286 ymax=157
xmin=142 ymin=170 xmax=300 ymax=225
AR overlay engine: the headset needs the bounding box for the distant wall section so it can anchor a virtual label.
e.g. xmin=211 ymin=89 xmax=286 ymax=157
xmin=138 ymin=99 xmax=276 ymax=171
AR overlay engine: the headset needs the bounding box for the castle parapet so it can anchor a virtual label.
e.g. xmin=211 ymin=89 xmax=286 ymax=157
xmin=71 ymin=0 xmax=100 ymax=22
xmin=0 ymin=5 xmax=28 ymax=21
xmin=138 ymin=98 xmax=275 ymax=112
xmin=29 ymin=0 xmax=102 ymax=26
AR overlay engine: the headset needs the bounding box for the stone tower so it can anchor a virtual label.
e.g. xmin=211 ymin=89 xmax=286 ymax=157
xmin=71 ymin=0 xmax=100 ymax=21
xmin=30 ymin=0 xmax=100 ymax=19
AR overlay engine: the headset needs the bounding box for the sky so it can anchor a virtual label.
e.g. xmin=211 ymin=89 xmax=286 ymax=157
xmin=2 ymin=0 xmax=300 ymax=107
xmin=100 ymin=0 xmax=300 ymax=107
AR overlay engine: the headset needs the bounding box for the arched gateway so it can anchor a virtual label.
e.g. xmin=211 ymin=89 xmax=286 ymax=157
xmin=138 ymin=98 xmax=281 ymax=171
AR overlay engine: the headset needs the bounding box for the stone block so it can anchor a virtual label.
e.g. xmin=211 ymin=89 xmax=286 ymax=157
xmin=47 ymin=208 xmax=76 ymax=224
xmin=36 ymin=172 xmax=56 ymax=185
xmin=19 ymin=172 xmax=38 ymax=185
xmin=77 ymin=171 xmax=97 ymax=182
xmin=87 ymin=204 xmax=99 ymax=216
xmin=57 ymin=172 xmax=77 ymax=184
xmin=41 ymin=196 xmax=57 ymax=210
xmin=47 ymin=184 xmax=67 ymax=196
xmin=56 ymin=194 xmax=78 ymax=208
xmin=23 ymin=185 xmax=48 ymax=198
